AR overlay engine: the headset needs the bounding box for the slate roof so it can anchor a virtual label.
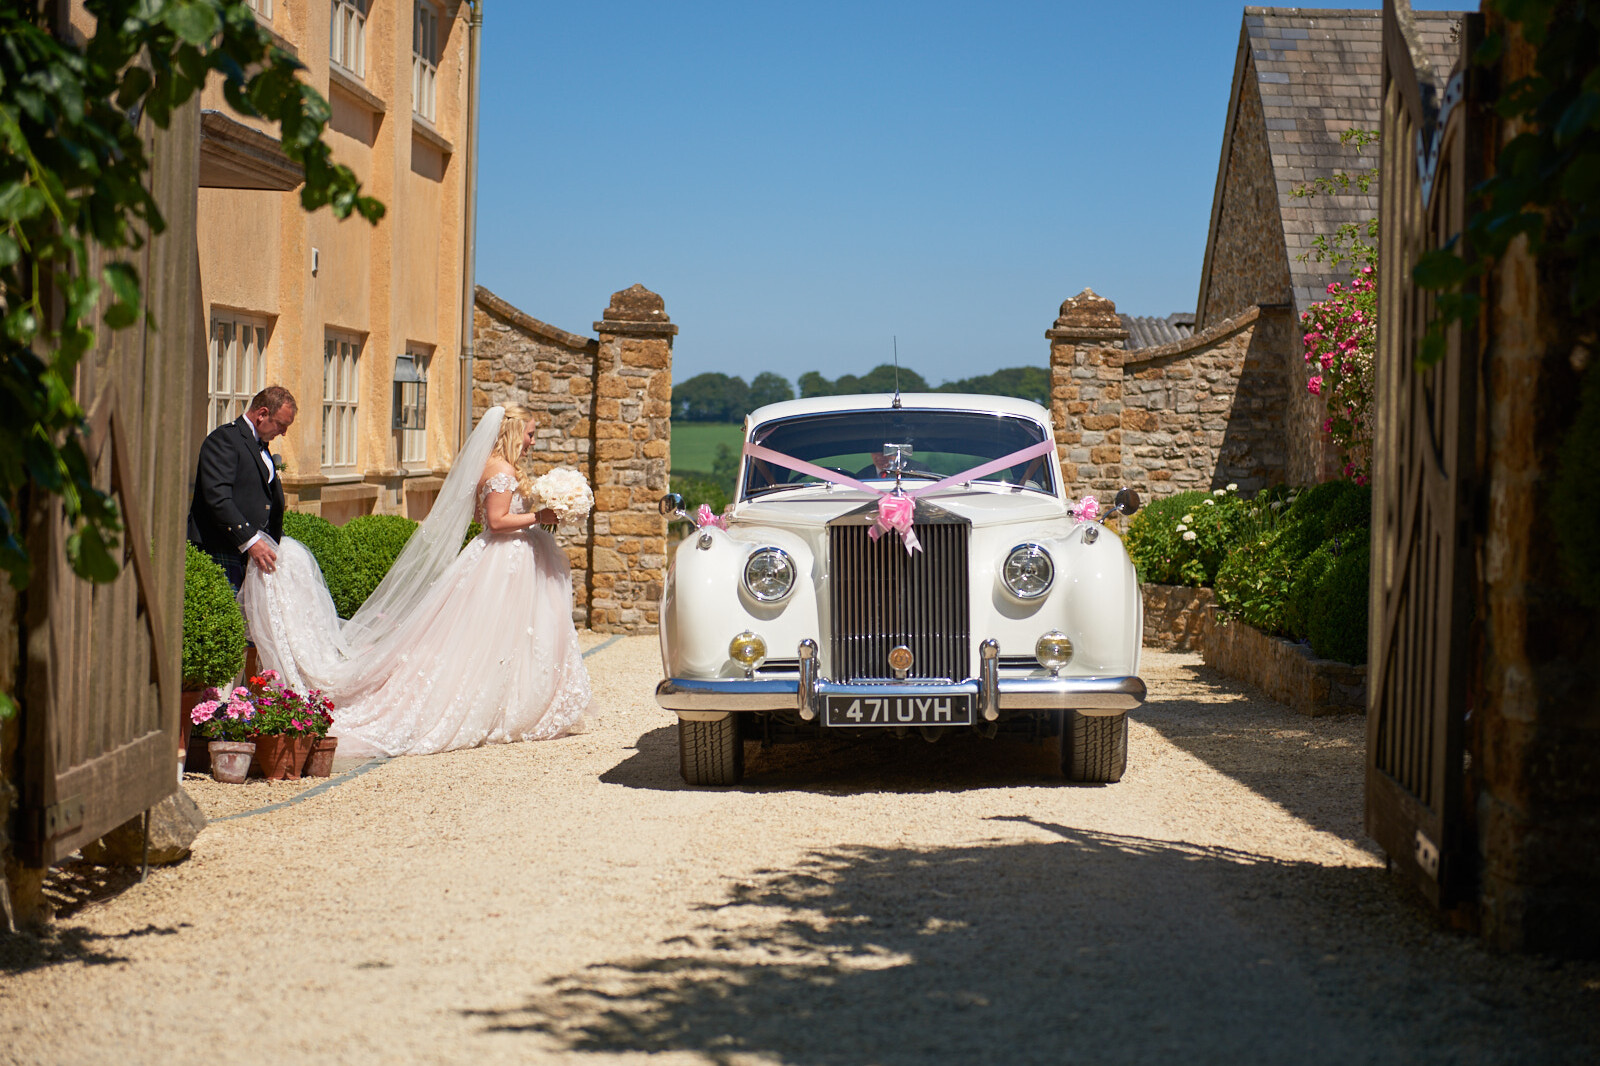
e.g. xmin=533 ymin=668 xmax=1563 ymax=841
xmin=1197 ymin=7 xmax=1464 ymax=322
xmin=1120 ymin=313 xmax=1196 ymax=350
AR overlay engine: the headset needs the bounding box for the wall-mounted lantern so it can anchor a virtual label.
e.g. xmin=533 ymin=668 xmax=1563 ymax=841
xmin=393 ymin=353 xmax=428 ymax=430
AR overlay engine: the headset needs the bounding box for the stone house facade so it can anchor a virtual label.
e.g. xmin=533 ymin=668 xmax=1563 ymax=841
xmin=472 ymin=285 xmax=673 ymax=634
xmin=1051 ymin=7 xmax=1462 ymax=502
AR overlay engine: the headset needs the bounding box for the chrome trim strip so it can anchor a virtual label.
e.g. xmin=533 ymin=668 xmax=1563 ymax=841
xmin=797 ymin=638 xmax=818 ymax=721
xmin=979 ymin=638 xmax=1000 ymax=721
xmin=658 ymin=674 xmax=1147 ymax=716
xmin=997 ymin=675 xmax=1147 ymax=714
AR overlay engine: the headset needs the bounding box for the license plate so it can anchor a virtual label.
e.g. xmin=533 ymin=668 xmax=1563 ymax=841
xmin=825 ymin=693 xmax=973 ymax=727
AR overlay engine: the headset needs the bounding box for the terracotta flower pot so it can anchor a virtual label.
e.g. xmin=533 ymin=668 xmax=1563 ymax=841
xmin=209 ymin=741 xmax=255 ymax=784
xmin=304 ymin=735 xmax=338 ymax=778
xmin=180 ymin=688 xmax=210 ymax=774
xmin=254 ymin=734 xmax=311 ymax=780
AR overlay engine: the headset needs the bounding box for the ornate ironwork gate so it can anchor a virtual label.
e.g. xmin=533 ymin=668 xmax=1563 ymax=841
xmin=1366 ymin=4 xmax=1484 ymax=907
xmin=14 ymin=104 xmax=198 ymax=867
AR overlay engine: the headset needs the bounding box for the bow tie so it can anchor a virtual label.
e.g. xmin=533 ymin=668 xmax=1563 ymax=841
xmin=258 ymin=439 xmax=270 ymax=453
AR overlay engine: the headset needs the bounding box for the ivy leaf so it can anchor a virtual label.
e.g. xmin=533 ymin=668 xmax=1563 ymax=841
xmin=0 ymin=233 xmax=18 ymax=268
xmin=66 ymin=524 xmax=121 ymax=584
xmin=1561 ymin=150 xmax=1600 ymax=203
xmin=0 ymin=691 xmax=15 ymax=721
xmin=163 ymin=2 xmax=222 ymax=47
xmin=1555 ymin=91 xmax=1600 ymax=149
xmin=1412 ymin=249 xmax=1469 ymax=290
xmin=0 ymin=182 xmax=48 ymax=222
xmin=115 ymin=66 xmax=153 ymax=110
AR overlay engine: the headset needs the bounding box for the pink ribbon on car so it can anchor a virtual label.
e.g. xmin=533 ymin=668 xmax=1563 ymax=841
xmin=741 ymin=438 xmax=1056 ymax=554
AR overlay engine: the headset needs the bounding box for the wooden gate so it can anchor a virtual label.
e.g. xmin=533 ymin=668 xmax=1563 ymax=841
xmin=13 ymin=103 xmax=198 ymax=867
xmin=1366 ymin=4 xmax=1484 ymax=908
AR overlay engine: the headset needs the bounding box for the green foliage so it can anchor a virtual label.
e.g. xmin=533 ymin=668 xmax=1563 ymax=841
xmin=1308 ymin=537 xmax=1371 ymax=665
xmin=748 ymin=371 xmax=794 ymax=409
xmin=181 ymin=542 xmax=246 ymax=687
xmin=1123 ymin=488 xmax=1254 ymax=587
xmin=1552 ymin=358 xmax=1600 ymax=607
xmin=932 ymin=366 xmax=1052 ymax=405
xmin=0 ymin=1 xmax=383 ymax=591
xmin=1415 ymin=2 xmax=1600 ymax=364
xmin=798 ymin=364 xmax=930 ymax=398
xmin=670 ymin=472 xmax=731 ymax=521
xmin=336 ymin=514 xmax=419 ymax=618
xmin=1212 ymin=482 xmax=1372 ymax=661
xmin=675 ymin=372 xmax=751 ymax=422
xmin=1290 ymin=128 xmax=1380 ymax=273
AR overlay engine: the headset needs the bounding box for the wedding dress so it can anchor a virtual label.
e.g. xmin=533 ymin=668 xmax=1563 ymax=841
xmin=238 ymin=407 xmax=594 ymax=757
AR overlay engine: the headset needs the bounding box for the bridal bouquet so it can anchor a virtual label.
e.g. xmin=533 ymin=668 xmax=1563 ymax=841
xmin=530 ymin=467 xmax=594 ymax=532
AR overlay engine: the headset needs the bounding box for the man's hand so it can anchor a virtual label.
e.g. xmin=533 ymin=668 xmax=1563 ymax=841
xmin=247 ymin=539 xmax=278 ymax=574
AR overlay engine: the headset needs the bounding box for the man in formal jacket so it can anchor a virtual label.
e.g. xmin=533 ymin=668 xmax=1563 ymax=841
xmin=188 ymin=385 xmax=297 ymax=592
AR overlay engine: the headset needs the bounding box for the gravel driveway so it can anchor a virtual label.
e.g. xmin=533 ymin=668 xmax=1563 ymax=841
xmin=3 ymin=638 xmax=1597 ymax=1065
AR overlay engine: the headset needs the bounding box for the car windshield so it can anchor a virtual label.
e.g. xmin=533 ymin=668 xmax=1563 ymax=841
xmin=743 ymin=408 xmax=1055 ymax=499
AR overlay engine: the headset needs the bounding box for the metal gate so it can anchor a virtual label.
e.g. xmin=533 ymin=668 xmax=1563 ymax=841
xmin=1366 ymin=4 xmax=1484 ymax=907
xmin=14 ymin=103 xmax=198 ymax=866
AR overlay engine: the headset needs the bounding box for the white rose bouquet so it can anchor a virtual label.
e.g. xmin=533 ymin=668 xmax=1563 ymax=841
xmin=530 ymin=467 xmax=594 ymax=532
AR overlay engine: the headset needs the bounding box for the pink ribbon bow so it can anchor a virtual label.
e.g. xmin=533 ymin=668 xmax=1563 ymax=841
xmin=694 ymin=503 xmax=728 ymax=530
xmin=1071 ymin=495 xmax=1100 ymax=523
xmin=870 ymin=494 xmax=922 ymax=554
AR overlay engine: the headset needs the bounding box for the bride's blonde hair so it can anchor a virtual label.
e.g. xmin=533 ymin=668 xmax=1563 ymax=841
xmin=488 ymin=404 xmax=537 ymax=499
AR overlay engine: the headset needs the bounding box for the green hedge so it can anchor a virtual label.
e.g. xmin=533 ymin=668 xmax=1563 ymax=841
xmin=1123 ymin=487 xmax=1260 ymax=587
xmin=282 ymin=510 xmax=423 ymax=619
xmin=1211 ymin=481 xmax=1372 ymax=663
xmin=182 ymin=542 xmax=246 ymax=688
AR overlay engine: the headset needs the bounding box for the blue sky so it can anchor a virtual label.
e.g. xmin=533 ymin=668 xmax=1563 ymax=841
xmin=475 ymin=1 xmax=1467 ymax=388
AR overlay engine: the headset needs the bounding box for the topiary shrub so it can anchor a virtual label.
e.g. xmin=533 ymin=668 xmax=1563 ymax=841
xmin=1308 ymin=537 xmax=1371 ymax=664
xmin=338 ymin=514 xmax=419 ymax=617
xmin=1284 ymin=541 xmax=1337 ymax=641
xmin=182 ymin=542 xmax=246 ymax=688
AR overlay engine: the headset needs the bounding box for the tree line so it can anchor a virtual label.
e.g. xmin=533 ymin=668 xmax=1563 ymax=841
xmin=674 ymin=364 xmax=1052 ymax=422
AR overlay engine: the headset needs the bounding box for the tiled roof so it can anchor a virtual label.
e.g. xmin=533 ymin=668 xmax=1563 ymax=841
xmin=1200 ymin=7 xmax=1463 ymax=321
xmin=1121 ymin=313 xmax=1196 ymax=350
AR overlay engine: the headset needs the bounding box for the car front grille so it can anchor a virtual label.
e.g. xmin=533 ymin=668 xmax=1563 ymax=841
xmin=828 ymin=513 xmax=970 ymax=682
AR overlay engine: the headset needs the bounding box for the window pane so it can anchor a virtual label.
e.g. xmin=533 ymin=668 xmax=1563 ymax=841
xmin=323 ymin=407 xmax=332 ymax=466
xmin=255 ymin=327 xmax=267 ymax=390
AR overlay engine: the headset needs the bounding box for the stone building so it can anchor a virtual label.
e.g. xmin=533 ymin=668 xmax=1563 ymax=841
xmin=1052 ymin=7 xmax=1462 ymax=501
xmin=195 ymin=0 xmax=483 ymax=524
xmin=472 ymin=286 xmax=674 ymax=634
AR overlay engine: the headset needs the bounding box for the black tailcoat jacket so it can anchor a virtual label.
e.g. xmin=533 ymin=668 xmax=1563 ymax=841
xmin=187 ymin=416 xmax=286 ymax=560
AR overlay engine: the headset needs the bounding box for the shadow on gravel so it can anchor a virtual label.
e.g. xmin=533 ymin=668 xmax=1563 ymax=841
xmin=462 ymin=821 xmax=1600 ymax=1065
xmin=0 ymin=922 xmax=183 ymax=974
xmin=1137 ymin=657 xmax=1372 ymax=846
xmin=603 ymin=724 xmax=1069 ymax=795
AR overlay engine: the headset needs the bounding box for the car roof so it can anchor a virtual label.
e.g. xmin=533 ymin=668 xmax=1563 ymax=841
xmin=746 ymin=392 xmax=1054 ymax=428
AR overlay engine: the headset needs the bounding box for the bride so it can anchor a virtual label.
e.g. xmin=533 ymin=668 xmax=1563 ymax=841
xmin=239 ymin=404 xmax=594 ymax=757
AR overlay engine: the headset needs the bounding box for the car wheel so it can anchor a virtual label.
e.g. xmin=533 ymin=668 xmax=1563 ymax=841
xmin=1058 ymin=710 xmax=1128 ymax=783
xmin=679 ymin=715 xmax=745 ymax=786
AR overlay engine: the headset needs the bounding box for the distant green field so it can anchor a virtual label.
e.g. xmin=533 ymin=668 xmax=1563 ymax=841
xmin=672 ymin=421 xmax=743 ymax=474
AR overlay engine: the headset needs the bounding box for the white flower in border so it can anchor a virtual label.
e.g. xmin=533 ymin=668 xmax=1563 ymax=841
xmin=1226 ymin=482 xmax=1238 ymax=491
xmin=1271 ymin=500 xmax=1283 ymax=510
xmin=1213 ymin=488 xmax=1226 ymax=496
xmin=1174 ymin=523 xmax=1188 ymax=532
xmin=1203 ymin=499 xmax=1215 ymax=506
xmin=1181 ymin=514 xmax=1193 ymax=523
xmin=1182 ymin=530 xmax=1198 ymax=542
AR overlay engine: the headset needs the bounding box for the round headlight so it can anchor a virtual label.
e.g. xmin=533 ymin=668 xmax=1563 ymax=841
xmin=1002 ymin=543 xmax=1054 ymax=600
xmin=743 ymin=547 xmax=796 ymax=602
xmin=729 ymin=630 xmax=767 ymax=668
xmin=1035 ymin=631 xmax=1075 ymax=672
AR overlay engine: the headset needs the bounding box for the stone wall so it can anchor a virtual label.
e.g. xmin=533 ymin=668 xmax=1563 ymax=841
xmin=1141 ymin=584 xmax=1214 ymax=651
xmin=472 ymin=284 xmax=672 ymax=634
xmin=1201 ymin=610 xmax=1367 ymax=716
xmin=1050 ymin=293 xmax=1307 ymax=504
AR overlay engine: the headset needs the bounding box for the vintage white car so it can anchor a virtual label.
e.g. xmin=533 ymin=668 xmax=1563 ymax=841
xmin=656 ymin=393 xmax=1145 ymax=786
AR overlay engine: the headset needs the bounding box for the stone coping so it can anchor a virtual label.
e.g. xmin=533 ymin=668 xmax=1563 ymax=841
xmin=475 ymin=285 xmax=598 ymax=353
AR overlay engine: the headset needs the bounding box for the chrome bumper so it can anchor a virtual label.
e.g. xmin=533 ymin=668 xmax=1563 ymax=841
xmin=656 ymin=658 xmax=1145 ymax=721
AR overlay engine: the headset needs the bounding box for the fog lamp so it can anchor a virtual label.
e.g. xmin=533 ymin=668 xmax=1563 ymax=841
xmin=729 ymin=631 xmax=767 ymax=670
xmin=1035 ymin=631 xmax=1074 ymax=675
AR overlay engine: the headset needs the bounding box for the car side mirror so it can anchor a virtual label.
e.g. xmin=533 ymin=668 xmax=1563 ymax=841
xmin=1114 ymin=488 xmax=1140 ymax=516
xmin=659 ymin=493 xmax=685 ymax=518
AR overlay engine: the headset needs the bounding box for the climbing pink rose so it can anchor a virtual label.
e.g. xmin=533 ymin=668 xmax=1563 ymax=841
xmin=1307 ymin=375 xmax=1323 ymax=395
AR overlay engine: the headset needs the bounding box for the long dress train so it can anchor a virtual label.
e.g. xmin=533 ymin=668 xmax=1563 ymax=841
xmin=238 ymin=409 xmax=593 ymax=756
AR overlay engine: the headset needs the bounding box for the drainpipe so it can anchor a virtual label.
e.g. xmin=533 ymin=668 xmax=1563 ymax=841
xmin=457 ymin=0 xmax=483 ymax=450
